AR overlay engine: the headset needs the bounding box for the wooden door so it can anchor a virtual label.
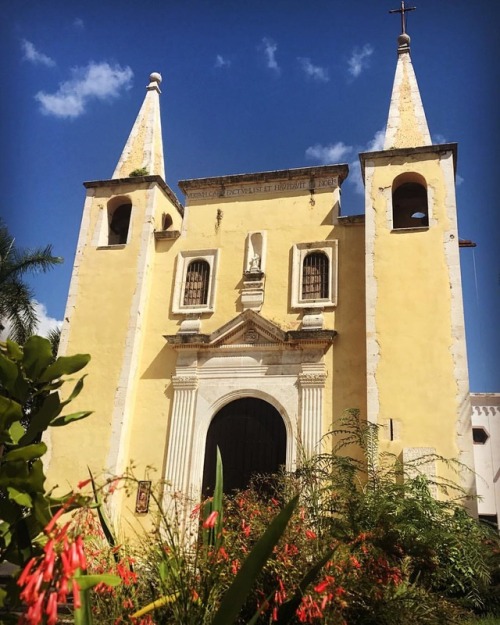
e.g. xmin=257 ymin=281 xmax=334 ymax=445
xmin=202 ymin=398 xmax=286 ymax=494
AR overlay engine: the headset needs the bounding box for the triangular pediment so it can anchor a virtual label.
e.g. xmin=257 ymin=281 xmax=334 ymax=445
xmin=164 ymin=310 xmax=336 ymax=350
xmin=208 ymin=310 xmax=287 ymax=347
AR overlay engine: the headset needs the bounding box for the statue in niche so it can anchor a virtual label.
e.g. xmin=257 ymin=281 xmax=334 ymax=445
xmin=249 ymin=253 xmax=261 ymax=273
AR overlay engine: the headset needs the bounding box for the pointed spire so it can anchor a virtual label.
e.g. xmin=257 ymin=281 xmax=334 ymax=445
xmin=383 ymin=29 xmax=432 ymax=150
xmin=112 ymin=72 xmax=165 ymax=179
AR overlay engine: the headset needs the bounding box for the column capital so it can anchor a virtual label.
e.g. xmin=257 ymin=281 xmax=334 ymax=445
xmin=298 ymin=372 xmax=327 ymax=388
xmin=172 ymin=375 xmax=198 ymax=390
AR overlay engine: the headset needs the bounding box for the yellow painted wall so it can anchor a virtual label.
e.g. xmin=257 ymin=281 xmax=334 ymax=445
xmin=365 ymin=151 xmax=468 ymax=468
xmin=127 ymin=181 xmax=367 ymax=482
xmin=47 ymin=181 xmax=181 ymax=494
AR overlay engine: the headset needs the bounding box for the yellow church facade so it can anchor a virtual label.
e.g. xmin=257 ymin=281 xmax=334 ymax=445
xmin=47 ymin=29 xmax=476 ymax=521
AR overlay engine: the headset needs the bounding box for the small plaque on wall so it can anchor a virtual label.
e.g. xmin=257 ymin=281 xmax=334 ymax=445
xmin=135 ymin=480 xmax=152 ymax=514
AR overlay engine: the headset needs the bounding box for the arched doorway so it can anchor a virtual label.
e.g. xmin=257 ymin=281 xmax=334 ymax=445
xmin=202 ymin=397 xmax=286 ymax=494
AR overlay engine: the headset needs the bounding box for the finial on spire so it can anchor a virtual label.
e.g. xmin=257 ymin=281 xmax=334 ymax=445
xmin=147 ymin=72 xmax=162 ymax=93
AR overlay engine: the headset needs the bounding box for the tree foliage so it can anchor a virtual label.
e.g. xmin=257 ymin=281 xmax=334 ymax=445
xmin=0 ymin=221 xmax=62 ymax=344
xmin=0 ymin=336 xmax=92 ymax=609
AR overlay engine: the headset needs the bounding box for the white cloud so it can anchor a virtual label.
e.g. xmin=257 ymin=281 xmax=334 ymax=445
xmin=432 ymin=133 xmax=447 ymax=144
xmin=35 ymin=62 xmax=133 ymax=119
xmin=215 ymin=54 xmax=231 ymax=69
xmin=73 ymin=18 xmax=85 ymax=29
xmin=347 ymin=160 xmax=364 ymax=195
xmin=298 ymin=57 xmax=329 ymax=82
xmin=21 ymin=39 xmax=55 ymax=68
xmin=366 ymin=128 xmax=385 ymax=152
xmin=0 ymin=300 xmax=62 ymax=341
xmin=261 ymin=37 xmax=280 ymax=73
xmin=348 ymin=127 xmax=387 ymax=194
xmin=347 ymin=44 xmax=374 ymax=78
xmin=305 ymin=128 xmax=386 ymax=195
xmin=33 ymin=301 xmax=62 ymax=336
xmin=305 ymin=142 xmax=353 ymax=165
xmin=456 ymin=174 xmax=464 ymax=186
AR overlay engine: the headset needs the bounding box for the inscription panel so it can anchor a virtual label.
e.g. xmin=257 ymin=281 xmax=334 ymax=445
xmin=186 ymin=176 xmax=338 ymax=200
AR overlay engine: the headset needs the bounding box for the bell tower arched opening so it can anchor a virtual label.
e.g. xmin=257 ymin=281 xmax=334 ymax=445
xmin=202 ymin=397 xmax=286 ymax=494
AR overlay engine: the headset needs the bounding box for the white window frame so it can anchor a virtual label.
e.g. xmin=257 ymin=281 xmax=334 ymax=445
xmin=172 ymin=249 xmax=219 ymax=314
xmin=291 ymin=241 xmax=338 ymax=309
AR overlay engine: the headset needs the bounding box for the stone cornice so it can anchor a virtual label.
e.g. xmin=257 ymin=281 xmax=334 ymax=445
xmin=359 ymin=143 xmax=458 ymax=182
xmin=178 ymin=164 xmax=349 ymax=194
xmin=83 ymin=175 xmax=184 ymax=216
xmin=164 ymin=311 xmax=337 ymax=351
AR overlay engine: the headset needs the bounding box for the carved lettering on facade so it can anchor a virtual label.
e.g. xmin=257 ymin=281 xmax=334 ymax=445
xmin=187 ymin=177 xmax=337 ymax=200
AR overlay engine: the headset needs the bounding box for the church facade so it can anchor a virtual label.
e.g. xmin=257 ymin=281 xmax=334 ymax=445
xmin=47 ymin=27 xmax=477 ymax=523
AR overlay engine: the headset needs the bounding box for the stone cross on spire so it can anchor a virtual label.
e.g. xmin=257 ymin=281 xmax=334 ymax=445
xmin=389 ymin=1 xmax=416 ymax=35
xmin=383 ymin=1 xmax=431 ymax=149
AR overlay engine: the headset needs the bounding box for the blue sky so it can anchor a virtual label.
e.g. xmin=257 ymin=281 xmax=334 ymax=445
xmin=1 ymin=0 xmax=498 ymax=391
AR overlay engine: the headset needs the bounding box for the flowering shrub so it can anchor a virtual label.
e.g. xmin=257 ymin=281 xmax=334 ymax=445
xmin=4 ymin=338 xmax=498 ymax=625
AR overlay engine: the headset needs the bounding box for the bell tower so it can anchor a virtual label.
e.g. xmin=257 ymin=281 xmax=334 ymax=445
xmin=360 ymin=7 xmax=476 ymax=504
xmin=48 ymin=73 xmax=183 ymax=496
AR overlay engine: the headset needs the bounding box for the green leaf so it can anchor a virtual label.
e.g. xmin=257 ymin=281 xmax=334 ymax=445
xmin=73 ymin=573 xmax=121 ymax=590
xmin=22 ymin=336 xmax=53 ymax=381
xmin=32 ymin=493 xmax=52 ymax=528
xmin=74 ymin=588 xmax=93 ymax=625
xmin=0 ymin=352 xmax=18 ymax=396
xmin=60 ymin=375 xmax=87 ymax=408
xmin=2 ymin=442 xmax=47 ymax=463
xmin=7 ymin=487 xmax=32 ymax=508
xmin=5 ymin=340 xmax=23 ymax=362
xmin=19 ymin=392 xmax=61 ymax=445
xmin=211 ymin=495 xmax=299 ymax=625
xmin=39 ymin=353 xmax=90 ymax=383
xmin=8 ymin=420 xmax=25 ymax=444
xmin=0 ymin=397 xmax=23 ymax=443
xmin=0 ymin=458 xmax=46 ymax=494
xmin=88 ymin=469 xmax=118 ymax=559
xmin=50 ymin=411 xmax=92 ymax=427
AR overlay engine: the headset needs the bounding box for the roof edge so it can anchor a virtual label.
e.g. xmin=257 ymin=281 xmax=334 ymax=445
xmin=178 ymin=164 xmax=349 ymax=193
xmin=83 ymin=175 xmax=184 ymax=216
xmin=359 ymin=143 xmax=458 ymax=182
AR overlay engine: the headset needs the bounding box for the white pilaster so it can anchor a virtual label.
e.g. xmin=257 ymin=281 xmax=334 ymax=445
xmin=298 ymin=366 xmax=327 ymax=457
xmin=164 ymin=375 xmax=199 ymax=495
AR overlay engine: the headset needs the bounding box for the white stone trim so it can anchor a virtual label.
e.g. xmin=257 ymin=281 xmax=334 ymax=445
xmin=290 ymin=240 xmax=338 ymax=309
xmin=58 ymin=190 xmax=95 ymax=356
xmin=106 ymin=184 xmax=158 ymax=488
xmin=172 ymin=249 xmax=219 ymax=314
xmin=163 ymin=337 xmax=329 ymax=505
xmin=364 ymin=163 xmax=381 ymax=426
xmin=298 ymin=365 xmax=327 ymax=457
xmin=440 ymin=152 xmax=477 ymax=507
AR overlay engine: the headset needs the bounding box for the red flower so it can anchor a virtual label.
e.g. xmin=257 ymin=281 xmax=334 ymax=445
xmin=305 ymin=529 xmax=317 ymax=540
xmin=203 ymin=511 xmax=219 ymax=529
xmin=77 ymin=478 xmax=92 ymax=489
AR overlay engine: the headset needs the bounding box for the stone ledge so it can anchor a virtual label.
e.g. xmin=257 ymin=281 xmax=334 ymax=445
xmin=154 ymin=229 xmax=181 ymax=240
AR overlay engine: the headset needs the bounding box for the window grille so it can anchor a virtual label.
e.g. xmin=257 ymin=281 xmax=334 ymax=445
xmin=302 ymin=252 xmax=329 ymax=300
xmin=184 ymin=260 xmax=210 ymax=306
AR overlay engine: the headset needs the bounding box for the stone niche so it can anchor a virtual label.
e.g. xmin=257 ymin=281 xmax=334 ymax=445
xmin=241 ymin=231 xmax=267 ymax=311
